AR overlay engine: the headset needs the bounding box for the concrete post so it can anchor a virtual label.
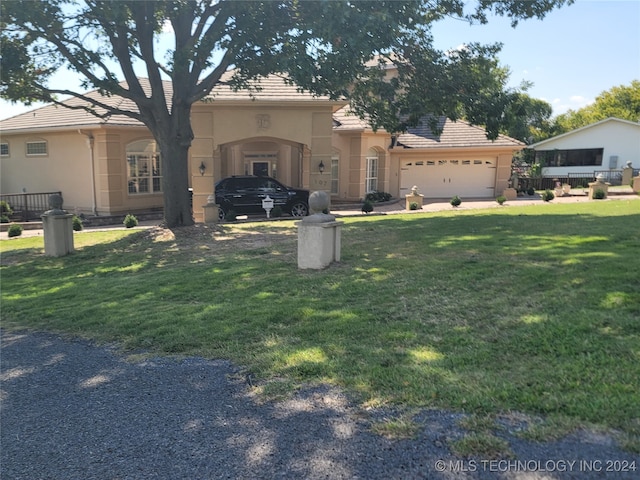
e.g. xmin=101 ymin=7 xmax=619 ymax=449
xmin=405 ymin=186 xmax=424 ymax=210
xmin=588 ymin=174 xmax=609 ymax=199
xmin=622 ymin=161 xmax=633 ymax=187
xmin=297 ymin=191 xmax=342 ymax=270
xmin=41 ymin=194 xmax=74 ymax=257
xmin=203 ymin=194 xmax=219 ymax=224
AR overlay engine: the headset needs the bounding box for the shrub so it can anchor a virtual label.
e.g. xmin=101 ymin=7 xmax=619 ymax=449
xmin=409 ymin=202 xmax=419 ymax=210
xmin=496 ymin=195 xmax=506 ymax=205
xmin=0 ymin=215 xmax=9 ymax=223
xmin=123 ymin=214 xmax=139 ymax=228
xmin=0 ymin=200 xmax=13 ymax=217
xmin=527 ymin=187 xmax=536 ymax=196
xmin=361 ymin=200 xmax=373 ymax=213
xmin=7 ymin=224 xmax=22 ymax=238
xmin=450 ymin=195 xmax=462 ymax=207
xmin=225 ymin=209 xmax=237 ymax=222
xmin=593 ymin=188 xmax=606 ymax=200
xmin=271 ymin=206 xmax=283 ymax=218
xmin=365 ymin=191 xmax=392 ymax=203
xmin=72 ymin=215 xmax=84 ymax=231
xmin=541 ymin=189 xmax=555 ymax=202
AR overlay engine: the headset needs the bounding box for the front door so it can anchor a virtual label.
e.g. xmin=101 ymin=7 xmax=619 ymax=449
xmin=252 ymin=162 xmax=269 ymax=176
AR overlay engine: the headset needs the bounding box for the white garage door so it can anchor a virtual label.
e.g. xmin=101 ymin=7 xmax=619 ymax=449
xmin=400 ymin=158 xmax=496 ymax=198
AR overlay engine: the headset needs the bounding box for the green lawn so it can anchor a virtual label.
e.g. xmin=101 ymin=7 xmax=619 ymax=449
xmin=2 ymin=200 xmax=639 ymax=451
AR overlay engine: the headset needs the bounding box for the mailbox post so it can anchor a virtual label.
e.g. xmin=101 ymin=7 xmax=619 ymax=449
xmin=262 ymin=195 xmax=274 ymax=218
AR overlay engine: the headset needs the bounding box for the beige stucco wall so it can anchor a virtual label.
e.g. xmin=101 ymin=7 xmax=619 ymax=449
xmin=189 ymin=103 xmax=338 ymax=222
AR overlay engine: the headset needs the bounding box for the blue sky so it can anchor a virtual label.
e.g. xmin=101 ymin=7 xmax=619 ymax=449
xmin=1 ymin=0 xmax=638 ymax=120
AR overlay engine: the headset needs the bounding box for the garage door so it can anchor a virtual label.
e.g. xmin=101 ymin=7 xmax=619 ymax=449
xmin=400 ymin=158 xmax=496 ymax=198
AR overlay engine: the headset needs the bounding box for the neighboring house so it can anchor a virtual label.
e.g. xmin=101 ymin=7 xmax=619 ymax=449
xmin=528 ymin=117 xmax=640 ymax=180
xmin=1 ymin=77 xmax=522 ymax=222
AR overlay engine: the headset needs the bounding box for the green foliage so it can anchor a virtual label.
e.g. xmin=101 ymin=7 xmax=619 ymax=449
xmin=496 ymin=195 xmax=507 ymax=205
xmin=551 ymin=80 xmax=640 ymax=134
xmin=365 ymin=191 xmax=392 ymax=203
xmin=527 ymin=187 xmax=536 ymax=196
xmin=123 ymin=214 xmax=138 ymax=228
xmin=1 ymin=0 xmax=571 ymax=227
xmin=593 ymin=188 xmax=606 ymax=200
xmin=361 ymin=200 xmax=373 ymax=213
xmin=409 ymin=202 xmax=419 ymax=210
xmin=0 ymin=201 xmax=13 ymax=216
xmin=1 ymin=215 xmax=9 ymax=223
xmin=72 ymin=215 xmax=83 ymax=231
xmin=450 ymin=195 xmax=462 ymax=207
xmin=7 ymin=224 xmax=22 ymax=237
xmin=541 ymin=189 xmax=555 ymax=202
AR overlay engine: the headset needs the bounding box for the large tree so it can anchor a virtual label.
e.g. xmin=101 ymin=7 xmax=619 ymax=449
xmin=1 ymin=0 xmax=571 ymax=227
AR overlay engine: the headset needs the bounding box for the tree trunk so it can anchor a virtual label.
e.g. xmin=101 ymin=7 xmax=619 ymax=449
xmin=158 ymin=139 xmax=194 ymax=228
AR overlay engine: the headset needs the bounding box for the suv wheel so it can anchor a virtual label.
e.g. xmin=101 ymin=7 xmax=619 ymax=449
xmin=289 ymin=202 xmax=309 ymax=217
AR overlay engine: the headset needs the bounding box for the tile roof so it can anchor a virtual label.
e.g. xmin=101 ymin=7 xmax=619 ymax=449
xmin=1 ymin=75 xmax=341 ymax=133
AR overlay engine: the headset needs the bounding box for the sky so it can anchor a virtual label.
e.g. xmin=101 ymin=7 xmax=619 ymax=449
xmin=1 ymin=0 xmax=639 ymax=121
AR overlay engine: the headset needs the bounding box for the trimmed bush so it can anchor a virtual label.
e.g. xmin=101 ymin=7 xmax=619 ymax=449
xmin=409 ymin=202 xmax=419 ymax=210
xmin=593 ymin=188 xmax=606 ymax=200
xmin=365 ymin=191 xmax=392 ymax=203
xmin=527 ymin=187 xmax=535 ymax=196
xmin=7 ymin=224 xmax=23 ymax=238
xmin=123 ymin=214 xmax=139 ymax=228
xmin=0 ymin=200 xmax=13 ymax=217
xmin=72 ymin=215 xmax=84 ymax=231
xmin=450 ymin=195 xmax=462 ymax=207
xmin=1 ymin=215 xmax=9 ymax=223
xmin=542 ymin=189 xmax=555 ymax=202
xmin=361 ymin=200 xmax=374 ymax=214
xmin=496 ymin=195 xmax=506 ymax=205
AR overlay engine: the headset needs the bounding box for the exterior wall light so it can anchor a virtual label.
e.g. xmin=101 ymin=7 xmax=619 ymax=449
xmin=199 ymin=161 xmax=206 ymax=176
xmin=318 ymin=160 xmax=325 ymax=174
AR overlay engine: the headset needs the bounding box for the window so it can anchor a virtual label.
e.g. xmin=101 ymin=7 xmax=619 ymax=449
xmin=127 ymin=139 xmax=162 ymax=194
xmin=26 ymin=141 xmax=47 ymax=156
xmin=365 ymin=151 xmax=378 ymax=193
xmin=535 ymin=148 xmax=603 ymax=167
xmin=0 ymin=143 xmax=8 ymax=156
xmin=331 ymin=153 xmax=339 ymax=195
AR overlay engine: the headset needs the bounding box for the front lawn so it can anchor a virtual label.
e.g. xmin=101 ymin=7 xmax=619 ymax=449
xmin=2 ymin=200 xmax=639 ymax=450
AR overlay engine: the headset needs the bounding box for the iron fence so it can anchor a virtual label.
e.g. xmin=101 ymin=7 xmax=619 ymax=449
xmin=0 ymin=192 xmax=62 ymax=221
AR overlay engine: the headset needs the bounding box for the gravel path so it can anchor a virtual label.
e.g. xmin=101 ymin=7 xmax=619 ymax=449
xmin=1 ymin=329 xmax=638 ymax=479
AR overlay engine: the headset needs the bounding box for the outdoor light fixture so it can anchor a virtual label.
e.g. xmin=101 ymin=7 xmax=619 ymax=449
xmin=318 ymin=160 xmax=325 ymax=174
xmin=199 ymin=161 xmax=206 ymax=176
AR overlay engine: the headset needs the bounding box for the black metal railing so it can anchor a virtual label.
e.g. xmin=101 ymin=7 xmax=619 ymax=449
xmin=518 ymin=169 xmax=638 ymax=191
xmin=0 ymin=191 xmax=62 ymax=221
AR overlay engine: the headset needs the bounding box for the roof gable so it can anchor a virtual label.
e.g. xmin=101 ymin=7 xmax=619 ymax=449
xmin=529 ymin=117 xmax=640 ymax=149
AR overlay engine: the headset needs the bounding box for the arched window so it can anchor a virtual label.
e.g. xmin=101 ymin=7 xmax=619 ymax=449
xmin=365 ymin=148 xmax=379 ymax=193
xmin=126 ymin=139 xmax=161 ymax=194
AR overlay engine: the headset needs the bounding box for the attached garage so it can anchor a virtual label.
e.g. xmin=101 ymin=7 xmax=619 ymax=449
xmin=400 ymin=158 xmax=497 ymax=198
xmin=392 ymin=118 xmax=523 ymax=200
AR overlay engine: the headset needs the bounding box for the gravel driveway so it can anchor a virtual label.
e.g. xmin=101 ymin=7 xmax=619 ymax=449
xmin=1 ymin=329 xmax=638 ymax=479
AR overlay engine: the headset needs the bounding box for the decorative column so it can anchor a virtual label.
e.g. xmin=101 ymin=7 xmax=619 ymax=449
xmin=405 ymin=185 xmax=424 ymax=210
xmin=588 ymin=174 xmax=609 ymax=199
xmin=297 ymin=191 xmax=342 ymax=270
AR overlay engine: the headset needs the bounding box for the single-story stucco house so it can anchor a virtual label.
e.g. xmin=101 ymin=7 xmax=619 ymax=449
xmin=528 ymin=117 xmax=640 ymax=181
xmin=0 ymin=76 xmax=523 ymax=222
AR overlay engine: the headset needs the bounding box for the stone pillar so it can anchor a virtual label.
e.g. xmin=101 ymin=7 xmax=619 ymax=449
xmin=297 ymin=191 xmax=342 ymax=270
xmin=633 ymin=175 xmax=640 ymax=193
xmin=405 ymin=186 xmax=424 ymax=210
xmin=502 ymin=188 xmax=517 ymax=201
xmin=588 ymin=174 xmax=609 ymax=199
xmin=202 ymin=194 xmax=219 ymax=224
xmin=41 ymin=194 xmax=74 ymax=257
xmin=621 ymin=161 xmax=634 ymax=187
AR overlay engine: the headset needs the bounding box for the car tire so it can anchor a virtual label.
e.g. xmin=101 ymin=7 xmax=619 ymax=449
xmin=218 ymin=207 xmax=226 ymax=221
xmin=289 ymin=202 xmax=309 ymax=217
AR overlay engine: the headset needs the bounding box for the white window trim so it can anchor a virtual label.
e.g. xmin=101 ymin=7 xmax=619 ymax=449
xmin=365 ymin=155 xmax=378 ymax=193
xmin=26 ymin=140 xmax=48 ymax=156
xmin=0 ymin=142 xmax=9 ymax=157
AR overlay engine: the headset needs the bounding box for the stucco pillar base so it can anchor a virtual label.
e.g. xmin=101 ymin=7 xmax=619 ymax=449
xmin=405 ymin=193 xmax=424 ymax=210
xmin=297 ymin=220 xmax=342 ymax=270
xmin=502 ymin=188 xmax=517 ymax=201
xmin=203 ymin=204 xmax=219 ymax=224
xmin=41 ymin=213 xmax=74 ymax=257
xmin=588 ymin=180 xmax=609 ymax=199
xmin=632 ymin=176 xmax=640 ymax=193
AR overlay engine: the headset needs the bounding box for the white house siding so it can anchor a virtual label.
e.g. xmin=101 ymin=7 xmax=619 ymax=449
xmin=531 ymin=118 xmax=640 ymax=177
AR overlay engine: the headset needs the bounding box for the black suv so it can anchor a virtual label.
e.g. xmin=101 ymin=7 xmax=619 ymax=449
xmin=215 ymin=176 xmax=309 ymax=220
